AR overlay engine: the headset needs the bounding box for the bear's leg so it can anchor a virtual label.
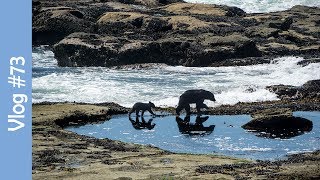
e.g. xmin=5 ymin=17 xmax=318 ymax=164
xmin=141 ymin=116 xmax=146 ymax=123
xmin=141 ymin=110 xmax=146 ymax=116
xmin=200 ymin=103 xmax=208 ymax=109
xmin=176 ymin=105 xmax=183 ymax=115
xmin=196 ymin=101 xmax=207 ymax=116
xmin=129 ymin=108 xmax=134 ymax=116
xmin=185 ymin=104 xmax=191 ymax=116
xmin=148 ymin=108 xmax=155 ymax=116
xmin=196 ymin=105 xmax=202 ymax=116
xmin=135 ymin=110 xmax=140 ymax=117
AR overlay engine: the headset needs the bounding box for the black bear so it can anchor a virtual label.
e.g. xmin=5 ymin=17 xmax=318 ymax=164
xmin=129 ymin=101 xmax=156 ymax=117
xmin=176 ymin=89 xmax=216 ymax=116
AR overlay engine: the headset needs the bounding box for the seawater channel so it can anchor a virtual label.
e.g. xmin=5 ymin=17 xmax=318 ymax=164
xmin=66 ymin=111 xmax=320 ymax=160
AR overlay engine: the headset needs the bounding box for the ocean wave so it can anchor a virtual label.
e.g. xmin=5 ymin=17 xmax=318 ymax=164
xmin=32 ymin=48 xmax=320 ymax=107
xmin=185 ymin=0 xmax=320 ymax=13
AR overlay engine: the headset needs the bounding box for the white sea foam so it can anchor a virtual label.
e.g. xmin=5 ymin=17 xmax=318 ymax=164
xmin=287 ymin=150 xmax=313 ymax=154
xmin=32 ymin=46 xmax=57 ymax=68
xmin=32 ymin=48 xmax=320 ymax=108
xmin=184 ymin=0 xmax=320 ymax=13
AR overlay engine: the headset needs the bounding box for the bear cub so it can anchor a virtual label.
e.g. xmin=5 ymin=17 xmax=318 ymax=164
xmin=129 ymin=101 xmax=156 ymax=117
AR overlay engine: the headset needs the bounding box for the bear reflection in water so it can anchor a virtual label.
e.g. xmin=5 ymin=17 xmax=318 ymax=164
xmin=176 ymin=116 xmax=215 ymax=135
xmin=128 ymin=115 xmax=215 ymax=135
xmin=129 ymin=116 xmax=156 ymax=130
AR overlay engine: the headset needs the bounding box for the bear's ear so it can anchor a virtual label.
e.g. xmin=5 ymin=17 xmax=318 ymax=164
xmin=149 ymin=101 xmax=152 ymax=104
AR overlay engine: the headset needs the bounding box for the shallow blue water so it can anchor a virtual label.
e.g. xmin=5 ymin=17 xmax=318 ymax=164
xmin=66 ymin=111 xmax=320 ymax=160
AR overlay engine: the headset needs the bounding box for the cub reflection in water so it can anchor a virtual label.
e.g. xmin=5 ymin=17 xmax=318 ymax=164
xmin=176 ymin=116 xmax=215 ymax=135
xmin=129 ymin=116 xmax=156 ymax=130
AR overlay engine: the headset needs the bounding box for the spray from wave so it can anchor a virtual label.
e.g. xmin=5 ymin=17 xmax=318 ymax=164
xmin=184 ymin=0 xmax=320 ymax=13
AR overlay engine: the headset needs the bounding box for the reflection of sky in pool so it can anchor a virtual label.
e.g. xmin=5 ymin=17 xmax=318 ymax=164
xmin=66 ymin=111 xmax=320 ymax=160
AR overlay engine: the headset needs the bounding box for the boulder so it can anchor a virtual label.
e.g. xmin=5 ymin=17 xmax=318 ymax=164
xmin=53 ymin=32 xmax=188 ymax=67
xmin=268 ymin=17 xmax=293 ymax=31
xmin=97 ymin=12 xmax=149 ymax=34
xmin=33 ymin=7 xmax=93 ymax=45
xmin=267 ymin=80 xmax=320 ymax=100
xmin=161 ymin=3 xmax=245 ymax=17
xmin=266 ymin=85 xmax=299 ymax=99
xmin=52 ymin=33 xmax=188 ymax=67
xmin=245 ymin=27 xmax=279 ymax=38
xmin=158 ymin=0 xmax=184 ymax=5
xmin=300 ymin=80 xmax=320 ymax=98
xmin=198 ymin=33 xmax=262 ymax=61
xmin=53 ymin=30 xmax=263 ymax=67
xmin=242 ymin=108 xmax=313 ymax=138
xmin=124 ymin=0 xmax=184 ymax=7
xmin=53 ymin=33 xmax=120 ymax=67
xmin=163 ymin=16 xmax=213 ymax=32
xmin=144 ymin=18 xmax=173 ymax=32
xmin=289 ymin=5 xmax=320 ymax=38
xmin=278 ymin=30 xmax=317 ymax=45
xmin=250 ymin=108 xmax=293 ymax=119
xmin=260 ymin=42 xmax=300 ymax=56
xmin=244 ymin=5 xmax=320 ymax=57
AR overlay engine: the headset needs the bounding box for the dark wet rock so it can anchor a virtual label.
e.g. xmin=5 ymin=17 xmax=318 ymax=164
xmin=144 ymin=17 xmax=173 ymax=33
xmin=32 ymin=0 xmax=41 ymax=16
xmin=97 ymin=12 xmax=149 ymax=34
xmin=53 ymin=31 xmax=262 ymax=67
xmin=79 ymin=3 xmax=115 ymax=20
xmin=160 ymin=3 xmax=245 ymax=17
xmin=250 ymin=108 xmax=293 ymax=119
xmin=302 ymin=79 xmax=320 ymax=93
xmin=52 ymin=102 xmax=129 ymax=128
xmin=245 ymin=27 xmax=279 ymax=38
xmin=267 ymin=80 xmax=320 ymax=100
xmin=268 ymin=17 xmax=293 ymax=31
xmin=244 ymin=5 xmax=320 ymax=56
xmin=266 ymin=85 xmax=299 ymax=99
xmin=289 ymin=5 xmax=320 ymax=38
xmin=242 ymin=108 xmax=313 ymax=138
xmin=158 ymin=0 xmax=184 ymax=5
xmin=54 ymin=110 xmax=111 ymax=128
xmin=33 ymin=7 xmax=94 ymax=45
xmin=127 ymin=0 xmax=184 ymax=7
xmin=297 ymin=57 xmax=320 ymax=66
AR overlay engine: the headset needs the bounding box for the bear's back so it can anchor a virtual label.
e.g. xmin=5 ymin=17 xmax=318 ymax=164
xmin=133 ymin=102 xmax=150 ymax=110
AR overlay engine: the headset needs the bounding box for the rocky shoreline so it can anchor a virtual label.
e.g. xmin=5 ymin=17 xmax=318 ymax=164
xmin=32 ymin=103 xmax=320 ymax=180
xmin=33 ymin=81 xmax=320 ymax=179
xmin=33 ymin=0 xmax=320 ymax=67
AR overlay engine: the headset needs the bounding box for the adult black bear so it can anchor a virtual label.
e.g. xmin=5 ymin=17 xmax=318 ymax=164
xmin=176 ymin=89 xmax=216 ymax=116
xmin=129 ymin=101 xmax=156 ymax=117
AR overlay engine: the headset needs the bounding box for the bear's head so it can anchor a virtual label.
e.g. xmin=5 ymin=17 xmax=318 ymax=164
xmin=149 ymin=101 xmax=156 ymax=108
xmin=206 ymin=91 xmax=216 ymax=102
